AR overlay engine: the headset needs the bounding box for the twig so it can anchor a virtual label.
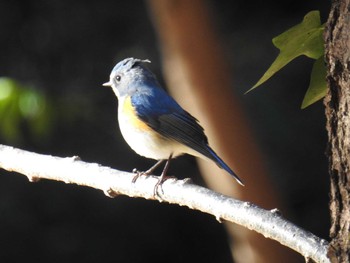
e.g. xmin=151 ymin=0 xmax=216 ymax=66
xmin=0 ymin=144 xmax=329 ymax=263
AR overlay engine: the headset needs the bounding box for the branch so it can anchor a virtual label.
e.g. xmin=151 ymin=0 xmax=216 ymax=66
xmin=0 ymin=144 xmax=329 ymax=263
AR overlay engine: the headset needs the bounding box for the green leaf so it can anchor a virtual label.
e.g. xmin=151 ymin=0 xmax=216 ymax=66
xmin=301 ymin=56 xmax=327 ymax=109
xmin=247 ymin=10 xmax=324 ymax=93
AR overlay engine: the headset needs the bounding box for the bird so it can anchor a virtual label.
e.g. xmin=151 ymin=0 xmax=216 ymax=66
xmin=103 ymin=57 xmax=244 ymax=195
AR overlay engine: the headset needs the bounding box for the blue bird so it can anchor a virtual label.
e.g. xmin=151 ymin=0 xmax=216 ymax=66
xmin=103 ymin=58 xmax=243 ymax=194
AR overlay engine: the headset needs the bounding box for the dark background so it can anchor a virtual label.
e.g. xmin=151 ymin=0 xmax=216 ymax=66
xmin=0 ymin=1 xmax=330 ymax=262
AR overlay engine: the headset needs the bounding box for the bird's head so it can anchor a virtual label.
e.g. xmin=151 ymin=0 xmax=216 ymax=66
xmin=103 ymin=57 xmax=154 ymax=98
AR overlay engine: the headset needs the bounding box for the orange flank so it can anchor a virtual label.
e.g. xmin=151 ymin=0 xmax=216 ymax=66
xmin=122 ymin=96 xmax=153 ymax=131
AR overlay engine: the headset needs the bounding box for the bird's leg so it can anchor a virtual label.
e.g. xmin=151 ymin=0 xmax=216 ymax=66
xmin=154 ymin=153 xmax=174 ymax=196
xmin=144 ymin=159 xmax=165 ymax=175
xmin=132 ymin=159 xmax=165 ymax=183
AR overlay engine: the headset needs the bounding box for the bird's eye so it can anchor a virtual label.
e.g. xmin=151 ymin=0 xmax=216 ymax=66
xmin=116 ymin=75 xmax=121 ymax=82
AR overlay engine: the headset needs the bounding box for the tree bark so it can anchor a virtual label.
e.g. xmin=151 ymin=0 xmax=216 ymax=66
xmin=324 ymin=0 xmax=350 ymax=261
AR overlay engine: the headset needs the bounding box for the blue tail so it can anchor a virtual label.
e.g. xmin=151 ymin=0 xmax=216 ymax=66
xmin=206 ymin=146 xmax=244 ymax=186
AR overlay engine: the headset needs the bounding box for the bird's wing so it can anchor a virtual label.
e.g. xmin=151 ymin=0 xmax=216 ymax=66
xmin=131 ymin=89 xmax=211 ymax=158
xmin=154 ymin=110 xmax=244 ymax=185
xmin=156 ymin=111 xmax=210 ymax=154
xmin=131 ymin=89 xmax=244 ymax=185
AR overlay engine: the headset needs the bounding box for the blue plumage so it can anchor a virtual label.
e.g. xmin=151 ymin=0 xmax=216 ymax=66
xmin=104 ymin=57 xmax=244 ymax=191
xmin=131 ymin=89 xmax=242 ymax=183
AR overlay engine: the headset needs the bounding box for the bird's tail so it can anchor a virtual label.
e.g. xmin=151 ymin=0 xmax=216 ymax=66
xmin=206 ymin=146 xmax=244 ymax=186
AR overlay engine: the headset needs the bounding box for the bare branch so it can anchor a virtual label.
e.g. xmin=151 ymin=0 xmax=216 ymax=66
xmin=0 ymin=144 xmax=329 ymax=263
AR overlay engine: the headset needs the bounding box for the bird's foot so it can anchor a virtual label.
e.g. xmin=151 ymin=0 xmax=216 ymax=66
xmin=131 ymin=168 xmax=149 ymax=183
xmin=153 ymin=175 xmax=176 ymax=197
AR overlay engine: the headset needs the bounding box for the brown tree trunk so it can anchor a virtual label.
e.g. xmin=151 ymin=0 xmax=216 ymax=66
xmin=147 ymin=0 xmax=299 ymax=262
xmin=324 ymin=0 xmax=350 ymax=261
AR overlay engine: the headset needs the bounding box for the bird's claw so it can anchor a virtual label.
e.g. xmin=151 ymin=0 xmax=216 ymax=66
xmin=131 ymin=167 xmax=176 ymax=198
xmin=131 ymin=168 xmax=148 ymax=183
xmin=153 ymin=175 xmax=176 ymax=197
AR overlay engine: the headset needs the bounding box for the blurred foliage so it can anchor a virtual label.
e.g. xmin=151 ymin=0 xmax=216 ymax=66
xmin=0 ymin=77 xmax=52 ymax=143
xmin=248 ymin=10 xmax=326 ymax=109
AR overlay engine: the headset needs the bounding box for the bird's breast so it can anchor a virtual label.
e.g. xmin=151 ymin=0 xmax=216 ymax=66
xmin=120 ymin=95 xmax=152 ymax=132
xmin=118 ymin=96 xmax=184 ymax=160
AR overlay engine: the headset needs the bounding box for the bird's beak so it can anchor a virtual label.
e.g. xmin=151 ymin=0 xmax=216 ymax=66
xmin=102 ymin=81 xmax=112 ymax=87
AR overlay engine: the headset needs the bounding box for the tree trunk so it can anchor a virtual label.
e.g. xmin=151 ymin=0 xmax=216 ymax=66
xmin=324 ymin=0 xmax=350 ymax=261
xmin=147 ymin=1 xmax=299 ymax=262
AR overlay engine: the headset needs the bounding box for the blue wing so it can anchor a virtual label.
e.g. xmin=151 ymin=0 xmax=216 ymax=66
xmin=131 ymin=87 xmax=208 ymax=153
xmin=131 ymin=87 xmax=243 ymax=185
